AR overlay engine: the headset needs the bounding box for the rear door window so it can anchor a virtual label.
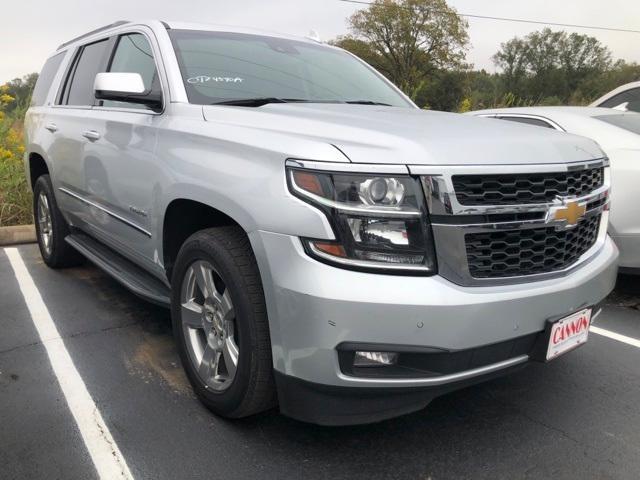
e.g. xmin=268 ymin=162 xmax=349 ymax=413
xmin=103 ymin=33 xmax=160 ymax=110
xmin=62 ymin=39 xmax=111 ymax=106
xmin=31 ymin=52 xmax=65 ymax=106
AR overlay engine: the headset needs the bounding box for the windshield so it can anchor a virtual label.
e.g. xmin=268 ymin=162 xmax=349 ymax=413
xmin=595 ymin=114 xmax=640 ymax=135
xmin=169 ymin=30 xmax=413 ymax=107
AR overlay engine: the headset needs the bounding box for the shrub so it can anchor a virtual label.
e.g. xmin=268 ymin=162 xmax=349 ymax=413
xmin=0 ymin=78 xmax=34 ymax=227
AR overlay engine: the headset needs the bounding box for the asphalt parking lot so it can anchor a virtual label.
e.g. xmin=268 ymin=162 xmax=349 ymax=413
xmin=1 ymin=243 xmax=639 ymax=480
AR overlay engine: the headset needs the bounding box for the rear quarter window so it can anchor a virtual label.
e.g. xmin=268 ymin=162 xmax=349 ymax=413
xmin=496 ymin=116 xmax=557 ymax=129
xmin=30 ymin=52 xmax=65 ymax=106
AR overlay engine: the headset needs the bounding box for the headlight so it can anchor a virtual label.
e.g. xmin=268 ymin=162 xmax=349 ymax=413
xmin=287 ymin=165 xmax=437 ymax=274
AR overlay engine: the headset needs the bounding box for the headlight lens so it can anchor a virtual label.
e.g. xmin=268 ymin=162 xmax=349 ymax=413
xmin=288 ymin=167 xmax=437 ymax=274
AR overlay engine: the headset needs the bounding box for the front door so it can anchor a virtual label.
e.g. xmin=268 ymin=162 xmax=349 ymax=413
xmin=80 ymin=31 xmax=165 ymax=272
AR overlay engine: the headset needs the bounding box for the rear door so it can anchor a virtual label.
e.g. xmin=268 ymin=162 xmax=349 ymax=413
xmin=47 ymin=38 xmax=113 ymax=229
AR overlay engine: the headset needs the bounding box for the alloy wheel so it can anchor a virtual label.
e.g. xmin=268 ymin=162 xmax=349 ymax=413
xmin=180 ymin=260 xmax=239 ymax=391
xmin=37 ymin=192 xmax=53 ymax=256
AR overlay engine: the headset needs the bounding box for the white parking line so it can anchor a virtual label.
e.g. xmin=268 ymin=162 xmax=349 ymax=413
xmin=591 ymin=325 xmax=640 ymax=349
xmin=5 ymin=248 xmax=133 ymax=480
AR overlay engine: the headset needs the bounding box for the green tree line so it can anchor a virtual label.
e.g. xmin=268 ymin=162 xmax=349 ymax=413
xmin=1 ymin=0 xmax=639 ymax=226
xmin=332 ymin=0 xmax=640 ymax=111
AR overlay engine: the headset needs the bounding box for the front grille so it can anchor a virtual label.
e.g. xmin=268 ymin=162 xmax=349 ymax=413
xmin=465 ymin=215 xmax=601 ymax=278
xmin=453 ymin=167 xmax=603 ymax=206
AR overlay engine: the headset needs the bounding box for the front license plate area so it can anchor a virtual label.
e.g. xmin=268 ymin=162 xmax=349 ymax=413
xmin=545 ymin=308 xmax=592 ymax=361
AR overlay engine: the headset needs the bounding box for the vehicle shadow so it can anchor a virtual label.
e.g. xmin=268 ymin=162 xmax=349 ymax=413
xmin=607 ymin=273 xmax=640 ymax=309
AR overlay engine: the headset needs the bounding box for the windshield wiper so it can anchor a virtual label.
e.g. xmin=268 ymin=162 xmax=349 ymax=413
xmin=211 ymin=98 xmax=394 ymax=107
xmin=345 ymin=100 xmax=393 ymax=106
xmin=210 ymin=97 xmax=311 ymax=107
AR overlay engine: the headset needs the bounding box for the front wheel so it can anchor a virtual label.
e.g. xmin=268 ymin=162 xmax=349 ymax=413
xmin=171 ymin=226 xmax=276 ymax=418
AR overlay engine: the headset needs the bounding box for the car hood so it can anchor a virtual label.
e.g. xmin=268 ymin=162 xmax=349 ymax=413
xmin=202 ymin=104 xmax=604 ymax=165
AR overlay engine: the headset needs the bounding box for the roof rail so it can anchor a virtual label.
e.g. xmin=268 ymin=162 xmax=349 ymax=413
xmin=57 ymin=20 xmax=130 ymax=50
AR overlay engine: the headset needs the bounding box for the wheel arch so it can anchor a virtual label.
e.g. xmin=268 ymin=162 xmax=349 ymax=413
xmin=27 ymin=151 xmax=51 ymax=191
xmin=161 ymin=198 xmax=249 ymax=280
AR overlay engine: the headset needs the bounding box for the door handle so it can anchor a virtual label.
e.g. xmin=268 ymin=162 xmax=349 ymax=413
xmin=82 ymin=130 xmax=101 ymax=141
xmin=45 ymin=123 xmax=58 ymax=133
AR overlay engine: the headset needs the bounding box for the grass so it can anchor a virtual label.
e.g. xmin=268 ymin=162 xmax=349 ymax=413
xmin=0 ymin=146 xmax=32 ymax=227
xmin=0 ymin=101 xmax=32 ymax=227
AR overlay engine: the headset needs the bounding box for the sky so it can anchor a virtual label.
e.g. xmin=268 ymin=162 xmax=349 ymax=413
xmin=2 ymin=0 xmax=640 ymax=84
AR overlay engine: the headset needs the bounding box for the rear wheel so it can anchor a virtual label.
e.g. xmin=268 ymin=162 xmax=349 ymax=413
xmin=171 ymin=226 xmax=276 ymax=418
xmin=33 ymin=175 xmax=83 ymax=268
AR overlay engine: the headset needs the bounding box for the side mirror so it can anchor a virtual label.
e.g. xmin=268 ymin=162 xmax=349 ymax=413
xmin=94 ymin=72 xmax=162 ymax=111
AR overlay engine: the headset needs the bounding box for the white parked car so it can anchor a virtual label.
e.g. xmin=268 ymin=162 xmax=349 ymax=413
xmin=591 ymin=81 xmax=640 ymax=113
xmin=469 ymin=107 xmax=640 ymax=272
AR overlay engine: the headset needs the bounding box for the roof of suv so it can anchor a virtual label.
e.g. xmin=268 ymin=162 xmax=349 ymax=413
xmin=164 ymin=20 xmax=320 ymax=43
xmin=57 ymin=19 xmax=321 ymax=51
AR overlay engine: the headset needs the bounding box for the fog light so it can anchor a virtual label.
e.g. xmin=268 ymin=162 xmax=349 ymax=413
xmin=354 ymin=351 xmax=398 ymax=367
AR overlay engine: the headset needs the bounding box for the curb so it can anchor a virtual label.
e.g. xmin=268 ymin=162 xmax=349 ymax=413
xmin=0 ymin=224 xmax=37 ymax=246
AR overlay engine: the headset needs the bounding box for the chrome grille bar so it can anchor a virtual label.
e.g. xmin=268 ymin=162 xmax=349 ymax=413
xmin=417 ymin=158 xmax=611 ymax=286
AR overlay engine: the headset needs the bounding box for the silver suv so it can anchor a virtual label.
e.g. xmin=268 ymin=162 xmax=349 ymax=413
xmin=25 ymin=20 xmax=618 ymax=425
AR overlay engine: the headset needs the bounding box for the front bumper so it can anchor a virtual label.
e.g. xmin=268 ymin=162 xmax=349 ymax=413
xmin=250 ymin=230 xmax=618 ymax=424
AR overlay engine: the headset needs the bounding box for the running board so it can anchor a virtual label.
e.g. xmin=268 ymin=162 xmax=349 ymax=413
xmin=65 ymin=233 xmax=171 ymax=307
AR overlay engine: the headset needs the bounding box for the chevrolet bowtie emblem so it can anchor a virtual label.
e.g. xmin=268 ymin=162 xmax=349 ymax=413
xmin=548 ymin=200 xmax=586 ymax=228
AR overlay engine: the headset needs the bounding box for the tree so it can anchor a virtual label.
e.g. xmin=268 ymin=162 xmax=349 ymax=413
xmin=493 ymin=28 xmax=613 ymax=103
xmin=414 ymin=69 xmax=467 ymax=111
xmin=2 ymin=73 xmax=38 ymax=113
xmin=333 ymin=0 xmax=469 ymax=100
xmin=575 ymin=60 xmax=640 ymax=103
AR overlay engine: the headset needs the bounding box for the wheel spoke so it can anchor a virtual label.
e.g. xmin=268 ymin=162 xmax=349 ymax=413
xmin=213 ymin=289 xmax=234 ymax=320
xmin=37 ymin=193 xmax=53 ymax=255
xmin=198 ymin=344 xmax=218 ymax=380
xmin=181 ymin=301 xmax=204 ymax=329
xmin=222 ymin=336 xmax=239 ymax=379
xmin=194 ymin=261 xmax=215 ymax=298
xmin=38 ymin=203 xmax=46 ymax=222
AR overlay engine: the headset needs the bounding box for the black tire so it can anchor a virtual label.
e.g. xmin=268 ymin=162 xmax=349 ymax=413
xmin=33 ymin=175 xmax=83 ymax=268
xmin=171 ymin=226 xmax=276 ymax=418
